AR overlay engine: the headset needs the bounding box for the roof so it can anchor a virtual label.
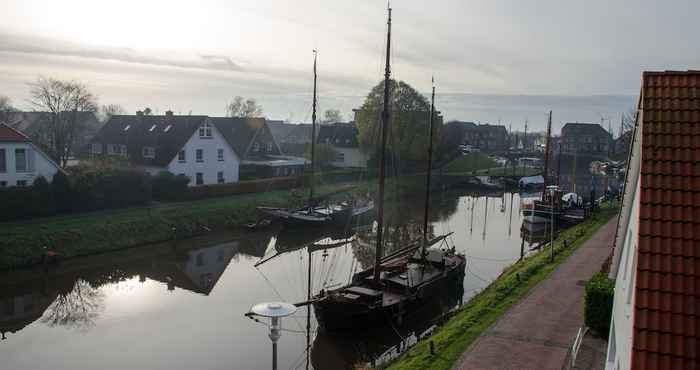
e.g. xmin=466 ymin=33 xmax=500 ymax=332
xmin=316 ymin=123 xmax=359 ymax=147
xmin=267 ymin=121 xmax=314 ymax=145
xmin=91 ymin=114 xmax=209 ymax=166
xmin=561 ymin=122 xmax=612 ymax=138
xmin=0 ymin=123 xmax=31 ymax=142
xmin=633 ymin=70 xmax=700 ymax=370
xmin=1 ymin=111 xmax=99 ymax=135
xmin=91 ymin=115 xmax=281 ymax=166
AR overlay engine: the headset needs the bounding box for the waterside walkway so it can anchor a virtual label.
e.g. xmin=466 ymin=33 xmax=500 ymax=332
xmin=454 ymin=218 xmax=618 ymax=370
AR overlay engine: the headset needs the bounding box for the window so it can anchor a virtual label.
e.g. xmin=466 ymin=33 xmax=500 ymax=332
xmin=149 ymin=124 xmax=157 ymax=132
xmin=335 ymin=152 xmax=345 ymax=162
xmin=164 ymin=124 xmax=172 ymax=132
xmin=252 ymin=142 xmax=260 ymax=152
xmin=0 ymin=149 xmax=5 ymax=172
xmin=199 ymin=122 xmax=212 ymax=138
xmin=0 ymin=181 xmax=6 ymax=187
xmin=196 ymin=149 xmax=204 ymax=162
xmin=91 ymin=143 xmax=102 ymax=154
xmin=120 ymin=145 xmax=127 ymax=156
xmin=196 ymin=172 xmax=203 ymax=185
xmin=17 ymin=180 xmax=27 ymax=187
xmin=15 ymin=148 xmax=33 ymax=172
xmin=217 ymin=171 xmax=224 ymax=184
xmin=178 ymin=150 xmax=186 ymax=162
xmin=217 ymin=149 xmax=224 ymax=161
xmin=266 ymin=143 xmax=273 ymax=152
xmin=142 ymin=147 xmax=155 ymax=159
xmin=123 ymin=124 xmax=131 ymax=131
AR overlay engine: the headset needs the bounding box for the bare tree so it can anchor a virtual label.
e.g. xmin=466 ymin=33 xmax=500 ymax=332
xmin=225 ymin=96 xmax=263 ymax=118
xmin=143 ymin=107 xmax=152 ymax=115
xmin=28 ymin=77 xmax=98 ymax=167
xmin=99 ymin=103 xmax=127 ymax=122
xmin=321 ymin=109 xmax=343 ymax=124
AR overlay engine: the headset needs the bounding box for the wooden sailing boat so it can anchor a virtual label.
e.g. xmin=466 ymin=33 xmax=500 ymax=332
xmin=521 ymin=111 xmax=563 ymax=233
xmin=257 ymin=51 xmax=374 ymax=227
xmin=311 ymin=7 xmax=466 ymax=332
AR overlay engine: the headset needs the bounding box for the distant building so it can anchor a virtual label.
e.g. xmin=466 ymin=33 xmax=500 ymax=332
xmin=447 ymin=121 xmax=508 ymax=152
xmin=267 ymin=120 xmax=314 ymax=156
xmin=0 ymin=123 xmax=64 ymax=187
xmin=90 ymin=111 xmax=302 ymax=186
xmin=605 ymin=71 xmax=700 ymax=370
xmin=560 ymin=123 xmax=612 ymax=158
xmin=316 ymin=123 xmax=368 ymax=168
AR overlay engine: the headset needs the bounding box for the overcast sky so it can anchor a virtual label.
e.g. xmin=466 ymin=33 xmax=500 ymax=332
xmin=1 ymin=0 xmax=698 ymax=124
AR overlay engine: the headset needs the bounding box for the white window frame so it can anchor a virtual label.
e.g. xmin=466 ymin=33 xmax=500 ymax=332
xmin=217 ymin=149 xmax=224 ymax=161
xmin=252 ymin=142 xmax=260 ymax=152
xmin=199 ymin=122 xmax=212 ymax=138
xmin=120 ymin=145 xmax=127 ymax=156
xmin=178 ymin=150 xmax=186 ymax=162
xmin=195 ymin=172 xmax=204 ymax=185
xmin=217 ymin=171 xmax=224 ymax=184
xmin=15 ymin=148 xmax=34 ymax=173
xmin=196 ymin=149 xmax=204 ymax=163
xmin=266 ymin=143 xmax=273 ymax=152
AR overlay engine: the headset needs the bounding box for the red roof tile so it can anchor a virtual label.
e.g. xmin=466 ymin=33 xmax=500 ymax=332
xmin=0 ymin=123 xmax=30 ymax=142
xmin=634 ymin=71 xmax=700 ymax=370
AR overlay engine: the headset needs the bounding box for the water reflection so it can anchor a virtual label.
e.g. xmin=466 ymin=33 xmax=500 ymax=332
xmin=1 ymin=190 xmax=531 ymax=370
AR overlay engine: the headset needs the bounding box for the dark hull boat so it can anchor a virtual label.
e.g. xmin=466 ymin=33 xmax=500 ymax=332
xmin=257 ymin=198 xmax=373 ymax=227
xmin=313 ymin=236 xmax=466 ymax=332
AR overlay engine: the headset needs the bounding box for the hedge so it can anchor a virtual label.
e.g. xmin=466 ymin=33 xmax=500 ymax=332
xmin=584 ymin=272 xmax=615 ymax=337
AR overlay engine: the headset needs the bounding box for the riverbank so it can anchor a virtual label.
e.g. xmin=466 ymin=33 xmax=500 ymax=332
xmin=385 ymin=201 xmax=619 ymax=370
xmin=0 ymin=175 xmax=436 ymax=270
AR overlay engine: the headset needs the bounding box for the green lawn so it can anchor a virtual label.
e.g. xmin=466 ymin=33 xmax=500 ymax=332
xmin=385 ymin=201 xmax=620 ymax=370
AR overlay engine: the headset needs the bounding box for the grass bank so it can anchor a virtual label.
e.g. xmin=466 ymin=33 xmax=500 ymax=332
xmin=0 ymin=175 xmax=430 ymax=270
xmin=385 ymin=201 xmax=620 ymax=370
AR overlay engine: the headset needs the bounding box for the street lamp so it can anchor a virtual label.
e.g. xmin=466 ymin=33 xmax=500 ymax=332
xmin=246 ymin=302 xmax=298 ymax=370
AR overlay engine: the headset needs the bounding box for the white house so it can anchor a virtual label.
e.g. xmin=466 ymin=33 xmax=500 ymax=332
xmin=89 ymin=111 xmax=290 ymax=186
xmin=316 ymin=123 xmax=368 ymax=168
xmin=0 ymin=123 xmax=63 ymax=188
xmin=604 ymin=71 xmax=699 ymax=370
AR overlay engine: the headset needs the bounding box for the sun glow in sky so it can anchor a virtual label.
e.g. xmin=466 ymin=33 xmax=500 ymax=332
xmin=0 ymin=0 xmax=699 ymax=123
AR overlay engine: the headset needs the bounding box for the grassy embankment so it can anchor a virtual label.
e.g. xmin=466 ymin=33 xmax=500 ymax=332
xmin=0 ymin=175 xmax=429 ymax=270
xmin=385 ymin=201 xmax=620 ymax=370
xmin=443 ymin=153 xmax=540 ymax=177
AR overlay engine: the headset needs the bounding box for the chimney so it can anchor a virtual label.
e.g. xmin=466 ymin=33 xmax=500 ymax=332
xmin=165 ymin=110 xmax=174 ymax=117
xmin=136 ymin=110 xmax=144 ymax=116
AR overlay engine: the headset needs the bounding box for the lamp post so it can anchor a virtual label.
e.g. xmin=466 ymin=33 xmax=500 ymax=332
xmin=247 ymin=302 xmax=298 ymax=370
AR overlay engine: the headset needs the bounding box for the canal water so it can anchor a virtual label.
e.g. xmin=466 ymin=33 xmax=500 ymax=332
xmin=0 ymin=191 xmax=538 ymax=370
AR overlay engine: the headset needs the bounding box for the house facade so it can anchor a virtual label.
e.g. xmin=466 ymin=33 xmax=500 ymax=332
xmin=560 ymin=123 xmax=612 ymax=158
xmin=605 ymin=71 xmax=699 ymax=370
xmin=90 ymin=112 xmax=292 ymax=186
xmin=316 ymin=123 xmax=368 ymax=168
xmin=0 ymin=123 xmax=63 ymax=187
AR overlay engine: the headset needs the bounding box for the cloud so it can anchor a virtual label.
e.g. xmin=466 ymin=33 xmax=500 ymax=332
xmin=0 ymin=30 xmax=243 ymax=72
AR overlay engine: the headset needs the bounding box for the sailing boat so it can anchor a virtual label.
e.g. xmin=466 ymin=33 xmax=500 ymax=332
xmin=310 ymin=7 xmax=466 ymax=332
xmin=257 ymin=51 xmax=374 ymax=227
xmin=521 ymin=111 xmax=563 ymax=233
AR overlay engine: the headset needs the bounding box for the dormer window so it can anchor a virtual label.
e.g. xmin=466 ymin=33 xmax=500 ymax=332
xmin=149 ymin=125 xmax=157 ymax=132
xmin=199 ymin=122 xmax=212 ymax=138
xmin=123 ymin=125 xmax=131 ymax=131
xmin=266 ymin=143 xmax=273 ymax=152
xmin=164 ymin=125 xmax=172 ymax=132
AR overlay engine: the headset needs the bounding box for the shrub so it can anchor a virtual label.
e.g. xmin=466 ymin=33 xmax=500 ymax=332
xmin=152 ymin=171 xmax=190 ymax=201
xmin=584 ymin=272 xmax=615 ymax=337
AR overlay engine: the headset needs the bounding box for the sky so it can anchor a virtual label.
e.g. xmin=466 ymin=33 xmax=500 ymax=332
xmin=0 ymin=0 xmax=698 ymax=128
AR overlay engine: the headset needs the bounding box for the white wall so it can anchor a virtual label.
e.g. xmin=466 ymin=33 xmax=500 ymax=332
xmin=331 ymin=147 xmax=368 ymax=168
xmin=0 ymin=142 xmax=61 ymax=187
xmin=166 ymin=123 xmax=239 ymax=186
xmin=605 ymin=179 xmax=640 ymax=370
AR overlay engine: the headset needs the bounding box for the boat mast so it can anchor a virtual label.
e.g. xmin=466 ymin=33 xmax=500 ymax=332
xmin=541 ymin=110 xmax=552 ymax=200
xmin=421 ymin=77 xmax=436 ymax=256
xmin=373 ymin=5 xmax=392 ymax=285
xmin=309 ymin=50 xmax=318 ymax=205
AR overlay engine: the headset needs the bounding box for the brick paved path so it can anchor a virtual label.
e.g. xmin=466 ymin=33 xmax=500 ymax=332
xmin=454 ymin=218 xmax=618 ymax=370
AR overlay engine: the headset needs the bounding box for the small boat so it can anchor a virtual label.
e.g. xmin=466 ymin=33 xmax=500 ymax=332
xmin=311 ymin=7 xmax=466 ymax=332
